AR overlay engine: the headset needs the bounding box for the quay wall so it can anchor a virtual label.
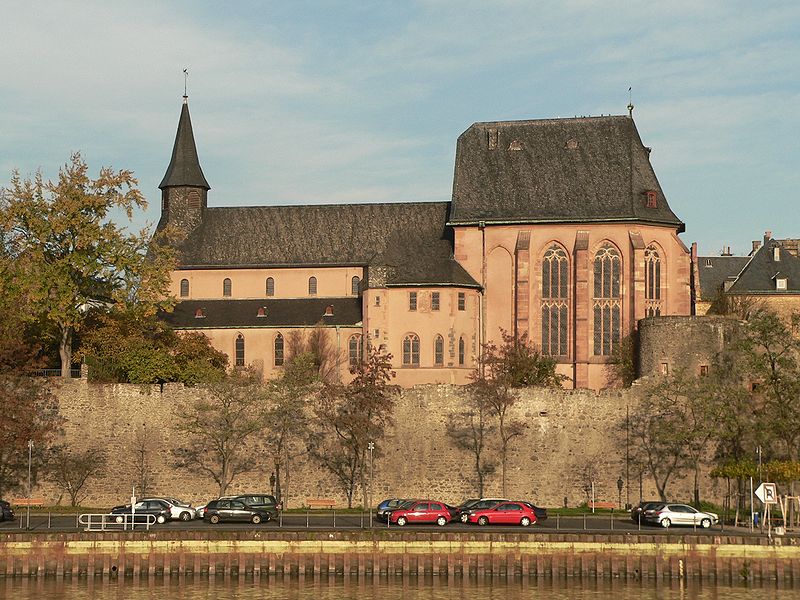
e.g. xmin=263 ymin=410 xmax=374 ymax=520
xmin=38 ymin=379 xmax=719 ymax=509
xmin=1 ymin=531 xmax=799 ymax=582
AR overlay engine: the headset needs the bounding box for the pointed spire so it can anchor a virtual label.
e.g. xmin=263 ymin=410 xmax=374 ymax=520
xmin=159 ymin=98 xmax=210 ymax=191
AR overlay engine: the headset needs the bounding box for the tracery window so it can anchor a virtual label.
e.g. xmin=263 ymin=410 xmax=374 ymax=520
xmin=348 ymin=334 xmax=362 ymax=368
xmin=235 ymin=334 xmax=245 ymax=367
xmin=402 ymin=334 xmax=420 ymax=366
xmin=434 ymin=335 xmax=444 ymax=366
xmin=266 ymin=277 xmax=275 ymax=296
xmin=593 ymin=243 xmax=622 ymax=356
xmin=645 ymin=245 xmax=662 ymax=317
xmin=180 ymin=279 xmax=189 ymax=298
xmin=541 ymin=244 xmax=569 ymax=356
xmin=274 ymin=333 xmax=284 ymax=366
xmin=223 ymin=278 xmax=232 ymax=297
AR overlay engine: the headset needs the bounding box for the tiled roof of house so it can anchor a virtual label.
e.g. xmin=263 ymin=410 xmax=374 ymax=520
xmin=449 ymin=115 xmax=683 ymax=230
xmin=696 ymin=256 xmax=750 ymax=300
xmin=729 ymin=240 xmax=800 ymax=294
xmin=159 ymin=100 xmax=210 ymax=190
xmin=165 ymin=201 xmax=480 ymax=288
xmin=163 ymin=297 xmax=362 ymax=329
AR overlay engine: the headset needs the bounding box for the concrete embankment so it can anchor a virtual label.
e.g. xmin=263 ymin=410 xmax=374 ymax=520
xmin=1 ymin=531 xmax=799 ymax=583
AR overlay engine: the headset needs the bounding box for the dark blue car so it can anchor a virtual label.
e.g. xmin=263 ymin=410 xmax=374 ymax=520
xmin=376 ymin=498 xmax=411 ymax=522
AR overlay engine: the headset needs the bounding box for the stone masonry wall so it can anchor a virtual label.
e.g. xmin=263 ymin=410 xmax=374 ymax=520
xmin=35 ymin=379 xmax=723 ymax=509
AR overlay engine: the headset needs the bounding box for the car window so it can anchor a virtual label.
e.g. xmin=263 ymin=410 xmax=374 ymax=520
xmin=430 ymin=503 xmax=442 ymax=511
xmin=505 ymin=503 xmax=522 ymax=511
xmin=400 ymin=500 xmax=416 ymax=509
xmin=231 ymin=501 xmax=245 ymax=509
xmin=415 ymin=503 xmax=429 ymax=511
xmin=389 ymin=500 xmax=404 ymax=508
xmin=218 ymin=500 xmax=230 ymax=509
xmin=134 ymin=502 xmax=147 ymax=510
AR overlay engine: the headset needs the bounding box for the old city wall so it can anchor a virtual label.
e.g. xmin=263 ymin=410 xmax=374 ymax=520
xmin=35 ymin=379 xmax=723 ymax=509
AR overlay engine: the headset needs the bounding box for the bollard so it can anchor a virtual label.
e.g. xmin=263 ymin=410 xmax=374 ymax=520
xmin=279 ymin=511 xmax=283 ymax=528
xmin=583 ymin=513 xmax=586 ymax=530
xmin=556 ymin=513 xmax=560 ymax=530
xmin=360 ymin=511 xmax=364 ymax=529
xmin=333 ymin=509 xmax=336 ymax=528
xmin=306 ymin=509 xmax=309 ymax=529
xmin=48 ymin=513 xmax=51 ymax=529
xmin=610 ymin=511 xmax=614 ymax=531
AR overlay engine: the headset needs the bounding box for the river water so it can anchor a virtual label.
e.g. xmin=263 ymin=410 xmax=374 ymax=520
xmin=1 ymin=577 xmax=796 ymax=599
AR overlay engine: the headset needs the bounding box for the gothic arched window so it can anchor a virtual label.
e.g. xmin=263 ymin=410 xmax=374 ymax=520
xmin=402 ymin=334 xmax=420 ymax=366
xmin=308 ymin=276 xmax=317 ymax=296
xmin=349 ymin=334 xmax=362 ymax=368
xmin=180 ymin=279 xmax=189 ymax=298
xmin=541 ymin=244 xmax=569 ymax=356
xmin=434 ymin=335 xmax=444 ymax=366
xmin=351 ymin=276 xmax=360 ymax=295
xmin=593 ymin=243 xmax=622 ymax=356
xmin=266 ymin=277 xmax=275 ymax=297
xmin=235 ymin=334 xmax=245 ymax=367
xmin=274 ymin=333 xmax=284 ymax=366
xmin=645 ymin=245 xmax=662 ymax=317
xmin=223 ymin=278 xmax=232 ymax=297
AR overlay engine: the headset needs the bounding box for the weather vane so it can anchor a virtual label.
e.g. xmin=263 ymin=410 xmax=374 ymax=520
xmin=183 ymin=68 xmax=188 ymax=98
xmin=627 ymin=86 xmax=634 ymax=117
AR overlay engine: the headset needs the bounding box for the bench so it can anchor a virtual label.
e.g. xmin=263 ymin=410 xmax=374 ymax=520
xmin=588 ymin=501 xmax=617 ymax=510
xmin=12 ymin=497 xmax=44 ymax=508
xmin=305 ymin=498 xmax=336 ymax=509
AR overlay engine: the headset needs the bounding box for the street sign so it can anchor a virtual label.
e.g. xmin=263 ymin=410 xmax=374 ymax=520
xmin=755 ymin=482 xmax=778 ymax=504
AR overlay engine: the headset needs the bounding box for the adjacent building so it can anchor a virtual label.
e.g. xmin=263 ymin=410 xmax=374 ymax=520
xmin=158 ymin=97 xmax=692 ymax=389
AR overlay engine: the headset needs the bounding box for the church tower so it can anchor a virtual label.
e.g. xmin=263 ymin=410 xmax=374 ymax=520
xmin=159 ymin=96 xmax=210 ymax=234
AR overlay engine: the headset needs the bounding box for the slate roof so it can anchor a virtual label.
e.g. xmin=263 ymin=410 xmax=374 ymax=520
xmin=697 ymin=256 xmax=750 ymax=300
xmin=159 ymin=99 xmax=210 ymax=190
xmin=163 ymin=201 xmax=480 ymax=288
xmin=728 ymin=240 xmax=800 ymax=294
xmin=449 ymin=115 xmax=683 ymax=230
xmin=163 ymin=297 xmax=362 ymax=329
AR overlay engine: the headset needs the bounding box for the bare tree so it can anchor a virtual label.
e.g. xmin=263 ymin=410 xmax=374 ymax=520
xmin=285 ymin=323 xmax=342 ymax=384
xmin=447 ymin=387 xmax=496 ymax=498
xmin=132 ymin=423 xmax=159 ymax=497
xmin=47 ymin=446 xmax=107 ymax=506
xmin=173 ymin=371 xmax=266 ymax=496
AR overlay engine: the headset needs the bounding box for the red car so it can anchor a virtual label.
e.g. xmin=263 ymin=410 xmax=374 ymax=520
xmin=467 ymin=501 xmax=538 ymax=527
xmin=390 ymin=500 xmax=452 ymax=527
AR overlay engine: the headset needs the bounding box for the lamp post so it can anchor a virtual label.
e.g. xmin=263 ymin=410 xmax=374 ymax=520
xmin=270 ymin=472 xmax=276 ymax=496
xmin=26 ymin=440 xmax=33 ymax=530
xmin=617 ymin=477 xmax=624 ymax=510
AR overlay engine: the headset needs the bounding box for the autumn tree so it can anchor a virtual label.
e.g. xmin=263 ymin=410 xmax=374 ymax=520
xmin=172 ymin=371 xmax=266 ymax=496
xmin=309 ymin=345 xmax=396 ymax=507
xmin=46 ymin=446 xmax=106 ymax=506
xmin=285 ymin=324 xmax=342 ymax=383
xmin=0 ymin=153 xmax=175 ymax=376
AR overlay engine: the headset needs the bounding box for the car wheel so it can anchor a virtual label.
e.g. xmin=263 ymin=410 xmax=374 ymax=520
xmin=179 ymin=511 xmax=192 ymax=522
xmin=660 ymin=518 xmax=671 ymax=528
xmin=396 ymin=516 xmax=407 ymax=527
xmin=114 ymin=516 xmax=123 ymax=524
xmin=478 ymin=516 xmax=489 ymax=526
xmin=460 ymin=514 xmax=469 ymax=523
xmin=251 ymin=514 xmax=262 ymax=524
xmin=700 ymin=518 xmax=711 ymax=529
xmin=156 ymin=514 xmax=167 ymax=524
xmin=436 ymin=516 xmax=447 ymax=527
xmin=210 ymin=514 xmax=220 ymax=524
xmin=520 ymin=516 xmax=531 ymax=527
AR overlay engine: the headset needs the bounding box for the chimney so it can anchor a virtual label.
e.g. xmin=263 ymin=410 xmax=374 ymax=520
xmin=764 ymin=231 xmax=772 ymax=245
xmin=752 ymin=240 xmax=762 ymax=253
xmin=721 ymin=246 xmax=732 ymax=256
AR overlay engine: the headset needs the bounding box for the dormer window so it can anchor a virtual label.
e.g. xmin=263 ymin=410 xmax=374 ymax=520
xmin=705 ymin=258 xmax=712 ymax=267
xmin=194 ymin=308 xmax=205 ymax=318
xmin=774 ymin=246 xmax=781 ymax=261
xmin=257 ymin=307 xmax=268 ymax=317
xmin=324 ymin=305 xmax=334 ymax=317
xmin=488 ymin=128 xmax=498 ymax=150
xmin=646 ymin=190 xmax=658 ymax=209
xmin=776 ymin=277 xmax=788 ymax=290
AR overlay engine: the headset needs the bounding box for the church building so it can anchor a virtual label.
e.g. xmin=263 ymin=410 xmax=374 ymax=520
xmin=158 ymin=97 xmax=692 ymax=389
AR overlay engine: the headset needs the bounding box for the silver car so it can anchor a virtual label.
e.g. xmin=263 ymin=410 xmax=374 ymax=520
xmin=151 ymin=497 xmax=197 ymax=522
xmin=642 ymin=503 xmax=718 ymax=528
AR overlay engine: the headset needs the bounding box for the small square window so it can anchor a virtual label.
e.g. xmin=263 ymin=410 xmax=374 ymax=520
xmin=375 ymin=296 xmax=381 ymax=306
xmin=700 ymin=365 xmax=709 ymax=376
xmin=646 ymin=190 xmax=657 ymax=209
xmin=458 ymin=292 xmax=466 ymax=311
xmin=409 ymin=292 xmax=417 ymax=311
xmin=777 ymin=278 xmax=787 ymax=290
xmin=374 ymin=329 xmax=379 ymax=339
xmin=660 ymin=362 xmax=669 ymax=375
xmin=431 ymin=292 xmax=440 ymax=311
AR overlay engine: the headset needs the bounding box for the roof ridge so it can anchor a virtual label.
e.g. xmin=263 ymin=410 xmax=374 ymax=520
xmin=471 ymin=115 xmax=629 ymax=127
xmin=203 ymin=200 xmax=450 ymax=211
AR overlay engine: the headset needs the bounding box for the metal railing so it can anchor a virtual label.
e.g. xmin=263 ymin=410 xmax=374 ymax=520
xmin=30 ymin=369 xmax=82 ymax=378
xmin=78 ymin=513 xmax=157 ymax=532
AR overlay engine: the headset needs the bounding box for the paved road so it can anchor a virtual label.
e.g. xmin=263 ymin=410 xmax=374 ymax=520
xmin=0 ymin=512 xmax=775 ymax=537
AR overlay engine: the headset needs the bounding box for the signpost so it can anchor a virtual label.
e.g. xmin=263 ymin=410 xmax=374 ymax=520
xmin=755 ymin=482 xmax=778 ymax=538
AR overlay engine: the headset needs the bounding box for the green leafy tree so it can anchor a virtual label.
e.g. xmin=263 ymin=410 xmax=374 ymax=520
xmin=0 ymin=153 xmax=175 ymax=376
xmin=483 ymin=330 xmax=569 ymax=388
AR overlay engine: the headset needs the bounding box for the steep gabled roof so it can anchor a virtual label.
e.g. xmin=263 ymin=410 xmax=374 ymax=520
xmin=449 ymin=115 xmax=683 ymax=230
xmin=163 ymin=297 xmax=362 ymax=329
xmin=166 ymin=201 xmax=479 ymax=288
xmin=159 ymin=99 xmax=210 ymax=190
xmin=729 ymin=240 xmax=800 ymax=294
xmin=697 ymin=256 xmax=750 ymax=301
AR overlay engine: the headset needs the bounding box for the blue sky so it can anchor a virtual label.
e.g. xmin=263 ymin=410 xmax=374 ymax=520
xmin=1 ymin=1 xmax=798 ymax=255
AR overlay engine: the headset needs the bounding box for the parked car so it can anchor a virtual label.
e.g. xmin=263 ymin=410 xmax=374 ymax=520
xmin=642 ymin=503 xmax=719 ymax=529
xmin=521 ymin=501 xmax=548 ymax=521
xmin=467 ymin=501 xmax=538 ymax=527
xmin=110 ymin=499 xmax=172 ymax=524
xmin=376 ymin=498 xmax=410 ymax=522
xmin=0 ymin=500 xmax=14 ymax=522
xmin=203 ymin=499 xmax=273 ymax=524
xmin=231 ymin=493 xmax=281 ymax=514
xmin=151 ymin=497 xmax=196 ymax=521
xmin=631 ymin=500 xmax=663 ymax=523
xmin=458 ymin=498 xmax=509 ymax=523
xmin=390 ymin=500 xmax=452 ymax=527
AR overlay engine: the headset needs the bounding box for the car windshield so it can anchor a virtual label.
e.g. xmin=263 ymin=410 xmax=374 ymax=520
xmin=461 ymin=499 xmax=480 ymax=509
xmin=399 ymin=500 xmax=416 ymax=509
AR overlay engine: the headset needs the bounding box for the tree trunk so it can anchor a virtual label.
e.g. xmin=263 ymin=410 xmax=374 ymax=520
xmin=274 ymin=458 xmax=282 ymax=504
xmin=59 ymin=326 xmax=73 ymax=377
